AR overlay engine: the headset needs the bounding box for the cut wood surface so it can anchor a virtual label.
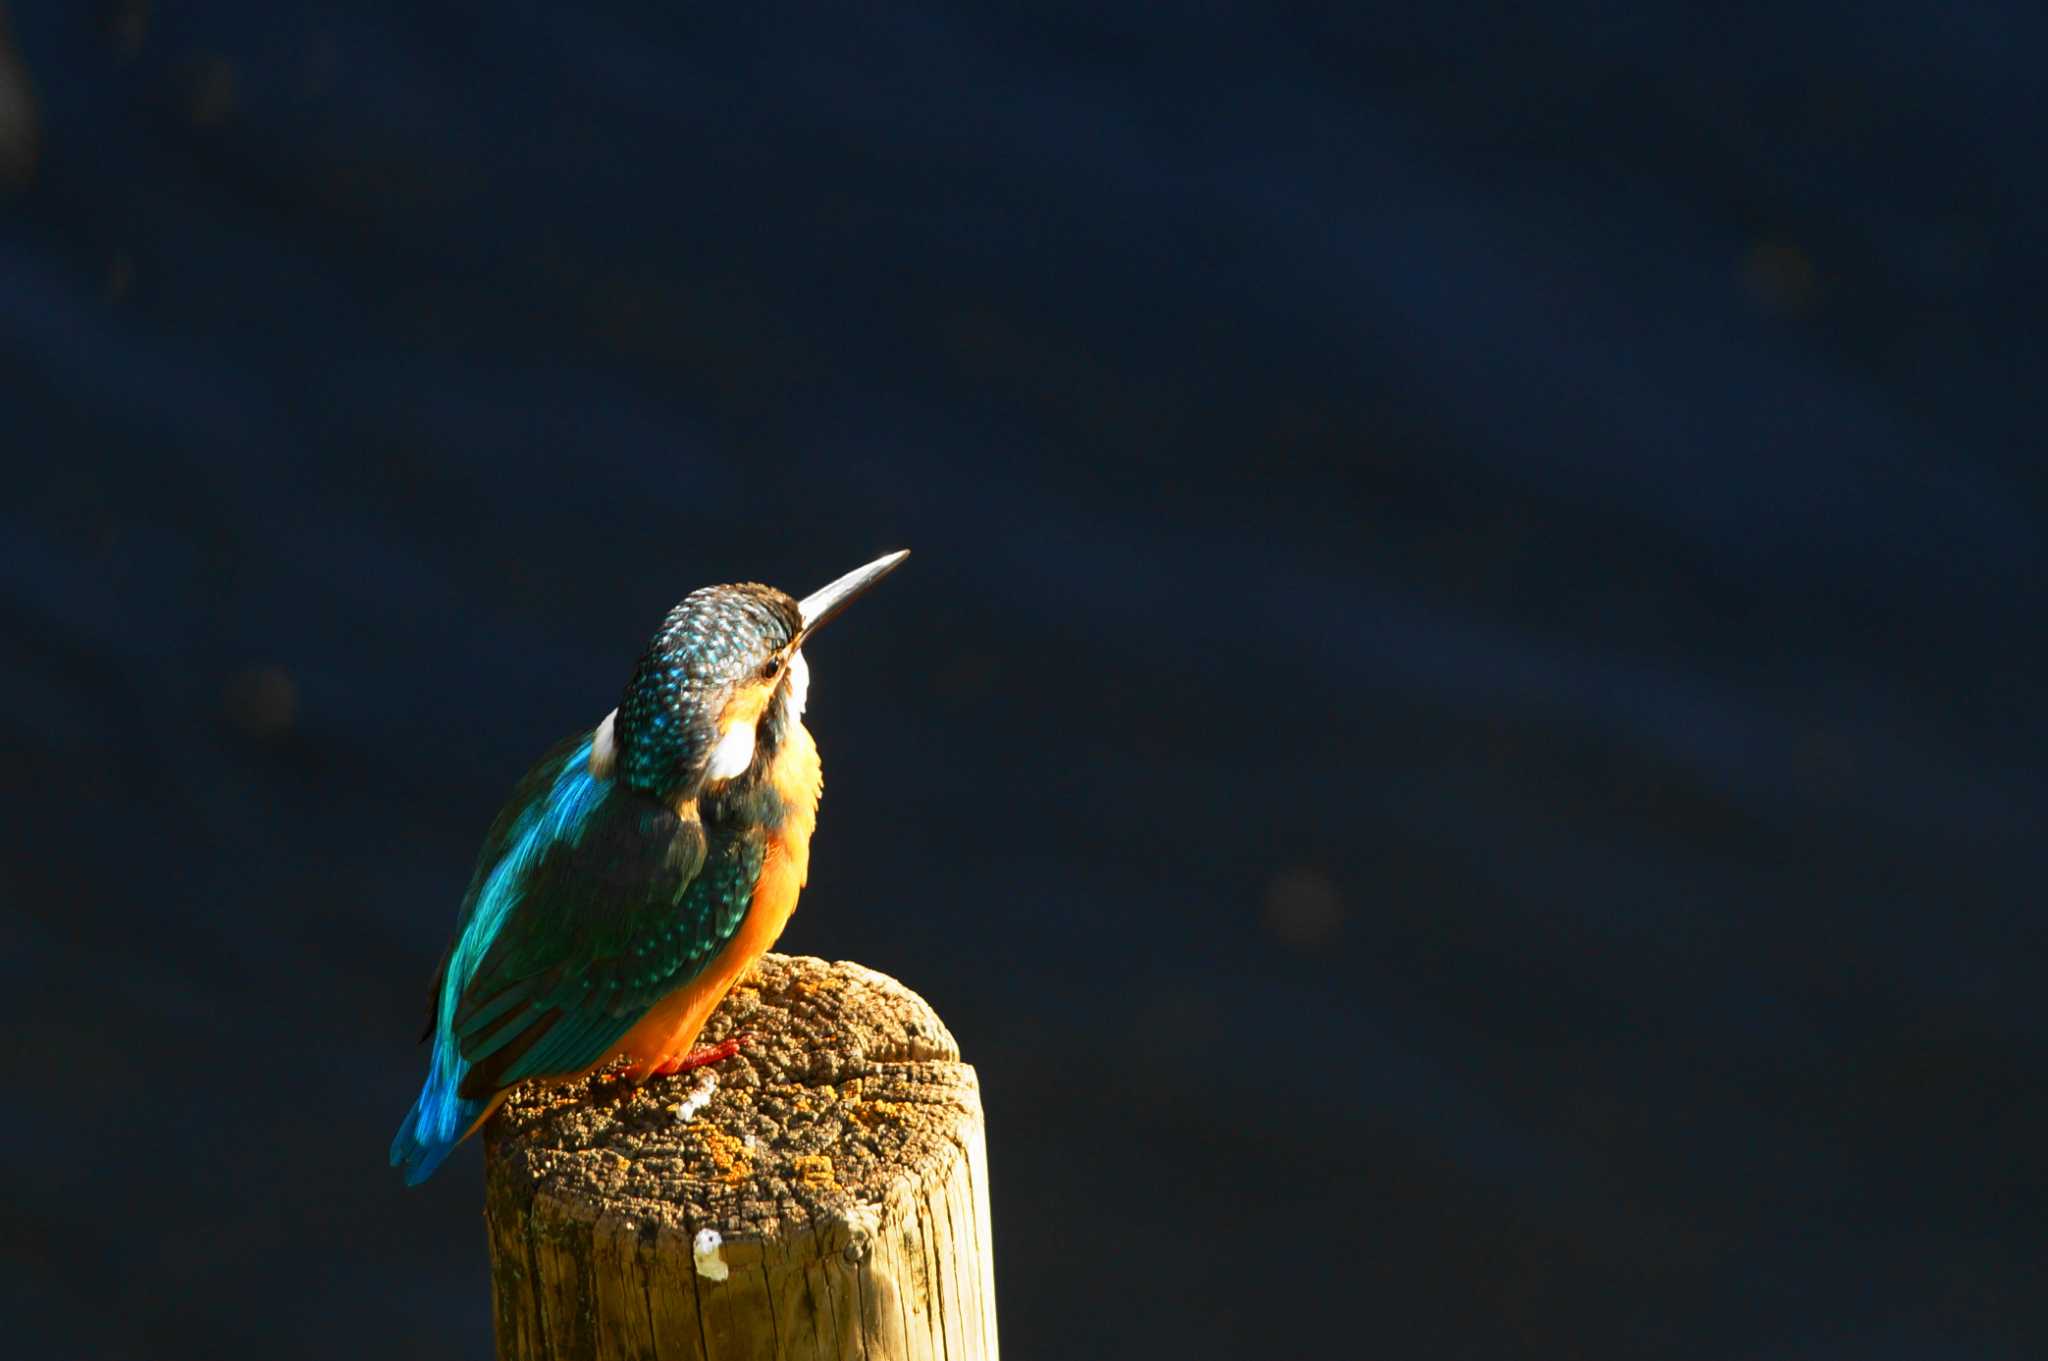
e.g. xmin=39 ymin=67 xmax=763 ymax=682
xmin=483 ymin=953 xmax=998 ymax=1361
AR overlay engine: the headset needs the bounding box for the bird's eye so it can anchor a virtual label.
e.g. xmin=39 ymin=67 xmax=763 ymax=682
xmin=759 ymin=655 xmax=783 ymax=680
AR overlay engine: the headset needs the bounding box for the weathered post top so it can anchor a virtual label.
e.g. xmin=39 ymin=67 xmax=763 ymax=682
xmin=484 ymin=953 xmax=998 ymax=1361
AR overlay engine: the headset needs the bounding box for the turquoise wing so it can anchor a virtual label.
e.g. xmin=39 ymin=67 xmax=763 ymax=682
xmin=394 ymin=731 xmax=766 ymax=1183
xmin=438 ymin=750 xmax=767 ymax=1099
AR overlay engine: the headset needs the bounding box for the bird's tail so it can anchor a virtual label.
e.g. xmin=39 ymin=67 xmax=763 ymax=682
xmin=389 ymin=1035 xmax=483 ymax=1186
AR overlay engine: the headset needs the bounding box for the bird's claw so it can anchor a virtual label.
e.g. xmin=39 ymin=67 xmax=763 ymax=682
xmin=650 ymin=1031 xmax=752 ymax=1079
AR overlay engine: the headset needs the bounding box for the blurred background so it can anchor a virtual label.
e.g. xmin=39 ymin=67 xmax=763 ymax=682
xmin=4 ymin=3 xmax=2043 ymax=1357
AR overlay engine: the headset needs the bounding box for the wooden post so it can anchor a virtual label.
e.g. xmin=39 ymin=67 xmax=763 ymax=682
xmin=483 ymin=953 xmax=999 ymax=1361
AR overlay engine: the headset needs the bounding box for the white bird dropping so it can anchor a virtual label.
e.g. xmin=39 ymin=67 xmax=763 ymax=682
xmin=692 ymin=1228 xmax=729 ymax=1282
xmin=673 ymin=1070 xmax=719 ymax=1124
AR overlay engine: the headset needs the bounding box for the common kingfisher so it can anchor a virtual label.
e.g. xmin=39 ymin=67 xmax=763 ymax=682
xmin=390 ymin=550 xmax=909 ymax=1184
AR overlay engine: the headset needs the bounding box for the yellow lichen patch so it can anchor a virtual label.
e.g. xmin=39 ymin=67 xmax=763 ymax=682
xmin=792 ymin=1154 xmax=837 ymax=1189
xmin=845 ymin=1099 xmax=909 ymax=1132
xmin=694 ymin=1127 xmax=754 ymax=1185
xmin=793 ymin=972 xmax=845 ymax=997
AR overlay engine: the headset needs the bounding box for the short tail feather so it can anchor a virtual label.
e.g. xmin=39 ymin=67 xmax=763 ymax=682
xmin=389 ymin=1036 xmax=483 ymax=1185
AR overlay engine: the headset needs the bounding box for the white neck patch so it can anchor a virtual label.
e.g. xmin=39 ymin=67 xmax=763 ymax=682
xmin=588 ymin=708 xmax=619 ymax=778
xmin=785 ymin=648 xmax=810 ymax=723
xmin=705 ymin=720 xmax=757 ymax=781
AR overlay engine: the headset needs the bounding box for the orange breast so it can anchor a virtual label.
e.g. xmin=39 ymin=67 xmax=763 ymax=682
xmin=608 ymin=720 xmax=823 ymax=1078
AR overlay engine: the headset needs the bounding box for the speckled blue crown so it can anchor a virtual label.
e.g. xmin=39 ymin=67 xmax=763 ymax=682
xmin=614 ymin=584 xmax=802 ymax=795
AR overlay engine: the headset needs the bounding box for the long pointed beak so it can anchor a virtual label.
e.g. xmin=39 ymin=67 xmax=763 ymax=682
xmin=796 ymin=549 xmax=910 ymax=640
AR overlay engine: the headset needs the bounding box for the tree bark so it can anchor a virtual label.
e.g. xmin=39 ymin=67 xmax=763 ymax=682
xmin=483 ymin=953 xmax=998 ymax=1361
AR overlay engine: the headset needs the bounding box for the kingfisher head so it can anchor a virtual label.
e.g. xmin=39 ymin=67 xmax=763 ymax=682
xmin=596 ymin=550 xmax=908 ymax=800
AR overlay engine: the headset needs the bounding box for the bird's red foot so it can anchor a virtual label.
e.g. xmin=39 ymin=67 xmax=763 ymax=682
xmin=650 ymin=1032 xmax=751 ymax=1078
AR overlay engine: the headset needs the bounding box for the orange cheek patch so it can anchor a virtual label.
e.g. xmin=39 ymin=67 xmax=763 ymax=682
xmin=718 ymin=679 xmax=777 ymax=733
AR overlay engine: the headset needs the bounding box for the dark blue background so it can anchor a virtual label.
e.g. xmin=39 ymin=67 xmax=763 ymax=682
xmin=4 ymin=4 xmax=2043 ymax=1357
